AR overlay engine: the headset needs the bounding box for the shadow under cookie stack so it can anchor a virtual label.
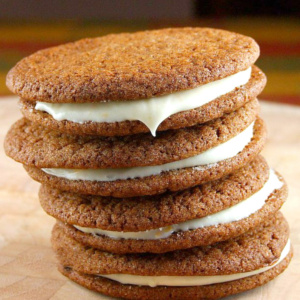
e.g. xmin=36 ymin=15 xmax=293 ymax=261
xmin=5 ymin=28 xmax=292 ymax=300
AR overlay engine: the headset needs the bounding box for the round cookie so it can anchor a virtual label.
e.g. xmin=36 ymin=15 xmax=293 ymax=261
xmin=53 ymin=171 xmax=287 ymax=254
xmin=7 ymin=27 xmax=259 ymax=103
xmin=58 ymin=257 xmax=291 ymax=300
xmin=53 ymin=212 xmax=290 ymax=276
xmin=5 ymin=99 xmax=259 ymax=169
xmin=18 ymin=66 xmax=266 ymax=136
xmin=52 ymin=213 xmax=292 ymax=300
xmin=39 ymin=156 xmax=270 ymax=232
xmin=23 ymin=117 xmax=266 ymax=197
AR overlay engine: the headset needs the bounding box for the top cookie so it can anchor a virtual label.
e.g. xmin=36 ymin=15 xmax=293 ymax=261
xmin=7 ymin=27 xmax=259 ymax=103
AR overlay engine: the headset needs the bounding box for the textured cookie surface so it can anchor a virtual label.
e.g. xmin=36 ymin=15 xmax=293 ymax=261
xmin=58 ymin=253 xmax=291 ymax=300
xmin=24 ymin=118 xmax=266 ymax=197
xmin=52 ymin=175 xmax=287 ymax=253
xmin=19 ymin=66 xmax=266 ymax=136
xmin=40 ymin=156 xmax=269 ymax=231
xmin=7 ymin=27 xmax=259 ymax=103
xmin=52 ymin=212 xmax=289 ymax=275
xmin=5 ymin=99 xmax=258 ymax=169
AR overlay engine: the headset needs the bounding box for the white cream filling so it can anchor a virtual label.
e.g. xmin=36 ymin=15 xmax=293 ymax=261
xmin=99 ymin=239 xmax=290 ymax=287
xmin=42 ymin=121 xmax=254 ymax=182
xmin=74 ymin=169 xmax=283 ymax=240
xmin=35 ymin=68 xmax=251 ymax=136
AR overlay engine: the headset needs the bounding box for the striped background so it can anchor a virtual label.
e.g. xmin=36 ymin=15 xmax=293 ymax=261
xmin=1 ymin=18 xmax=299 ymax=105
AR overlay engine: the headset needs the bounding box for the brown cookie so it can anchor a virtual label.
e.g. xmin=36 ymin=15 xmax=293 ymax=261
xmin=18 ymin=66 xmax=266 ymax=136
xmin=7 ymin=27 xmax=259 ymax=103
xmin=52 ymin=212 xmax=289 ymax=276
xmin=58 ymin=255 xmax=291 ymax=300
xmin=39 ymin=156 xmax=270 ymax=232
xmin=53 ymin=173 xmax=287 ymax=253
xmin=23 ymin=117 xmax=266 ymax=197
xmin=5 ymin=99 xmax=259 ymax=169
xmin=52 ymin=213 xmax=292 ymax=299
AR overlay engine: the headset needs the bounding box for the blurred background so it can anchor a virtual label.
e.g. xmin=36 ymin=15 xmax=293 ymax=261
xmin=0 ymin=0 xmax=299 ymax=104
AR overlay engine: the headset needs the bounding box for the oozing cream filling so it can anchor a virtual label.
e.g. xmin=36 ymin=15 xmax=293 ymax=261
xmin=99 ymin=239 xmax=290 ymax=287
xmin=35 ymin=68 xmax=251 ymax=136
xmin=74 ymin=169 xmax=283 ymax=240
xmin=42 ymin=121 xmax=254 ymax=182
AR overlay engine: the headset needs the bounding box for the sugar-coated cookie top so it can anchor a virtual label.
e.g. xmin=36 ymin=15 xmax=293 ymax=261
xmin=7 ymin=27 xmax=259 ymax=103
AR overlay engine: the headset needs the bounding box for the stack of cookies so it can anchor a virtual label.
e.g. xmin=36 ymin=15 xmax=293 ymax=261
xmin=5 ymin=28 xmax=292 ymax=299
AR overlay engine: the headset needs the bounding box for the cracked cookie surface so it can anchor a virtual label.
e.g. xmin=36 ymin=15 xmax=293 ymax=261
xmin=7 ymin=27 xmax=259 ymax=103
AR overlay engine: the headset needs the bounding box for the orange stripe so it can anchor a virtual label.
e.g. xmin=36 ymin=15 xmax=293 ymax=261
xmin=260 ymin=42 xmax=300 ymax=56
xmin=263 ymin=95 xmax=300 ymax=105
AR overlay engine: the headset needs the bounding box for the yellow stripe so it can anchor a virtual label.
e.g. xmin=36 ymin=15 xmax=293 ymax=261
xmin=0 ymin=22 xmax=147 ymax=43
xmin=262 ymin=72 xmax=300 ymax=95
xmin=220 ymin=17 xmax=300 ymax=43
xmin=70 ymin=24 xmax=146 ymax=39
xmin=1 ymin=19 xmax=299 ymax=44
xmin=0 ymin=72 xmax=11 ymax=95
xmin=0 ymin=22 xmax=73 ymax=43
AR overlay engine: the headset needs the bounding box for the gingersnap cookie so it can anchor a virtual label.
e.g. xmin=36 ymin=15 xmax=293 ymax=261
xmin=5 ymin=99 xmax=258 ymax=169
xmin=23 ymin=116 xmax=266 ymax=197
xmin=47 ymin=169 xmax=287 ymax=253
xmin=52 ymin=212 xmax=292 ymax=300
xmin=7 ymin=28 xmax=259 ymax=103
xmin=18 ymin=66 xmax=266 ymax=136
xmin=5 ymin=101 xmax=266 ymax=197
xmin=7 ymin=27 xmax=260 ymax=136
xmin=40 ymin=157 xmax=288 ymax=253
xmin=40 ymin=156 xmax=270 ymax=231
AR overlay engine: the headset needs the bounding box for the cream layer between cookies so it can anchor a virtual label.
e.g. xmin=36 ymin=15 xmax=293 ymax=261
xmin=35 ymin=67 xmax=251 ymax=136
xmin=99 ymin=239 xmax=290 ymax=287
xmin=42 ymin=121 xmax=254 ymax=182
xmin=74 ymin=169 xmax=283 ymax=240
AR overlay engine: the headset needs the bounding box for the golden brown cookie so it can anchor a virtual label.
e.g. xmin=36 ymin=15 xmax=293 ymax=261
xmin=39 ymin=156 xmax=270 ymax=232
xmin=52 ymin=171 xmax=287 ymax=254
xmin=40 ymin=156 xmax=288 ymax=253
xmin=5 ymin=99 xmax=258 ymax=169
xmin=23 ymin=117 xmax=266 ymax=197
xmin=52 ymin=213 xmax=292 ymax=299
xmin=18 ymin=66 xmax=266 ymax=136
xmin=7 ymin=27 xmax=259 ymax=103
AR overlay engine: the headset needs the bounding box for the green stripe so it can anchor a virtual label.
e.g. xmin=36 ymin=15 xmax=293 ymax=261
xmin=1 ymin=51 xmax=300 ymax=73
xmin=257 ymin=57 xmax=300 ymax=71
xmin=0 ymin=51 xmax=26 ymax=71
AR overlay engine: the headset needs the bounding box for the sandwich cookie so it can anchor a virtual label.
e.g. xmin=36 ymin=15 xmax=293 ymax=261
xmin=5 ymin=101 xmax=266 ymax=197
xmin=18 ymin=66 xmax=266 ymax=137
xmin=7 ymin=28 xmax=260 ymax=136
xmin=41 ymin=156 xmax=287 ymax=253
xmin=52 ymin=213 xmax=292 ymax=300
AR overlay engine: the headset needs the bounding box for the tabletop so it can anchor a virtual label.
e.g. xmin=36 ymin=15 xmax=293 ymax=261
xmin=0 ymin=97 xmax=299 ymax=300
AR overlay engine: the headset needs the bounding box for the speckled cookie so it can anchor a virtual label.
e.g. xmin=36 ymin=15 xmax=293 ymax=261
xmin=40 ymin=157 xmax=288 ymax=253
xmin=7 ymin=27 xmax=259 ymax=103
xmin=52 ymin=213 xmax=292 ymax=299
xmin=39 ymin=156 xmax=270 ymax=232
xmin=51 ymin=170 xmax=287 ymax=254
xmin=18 ymin=66 xmax=266 ymax=136
xmin=22 ymin=117 xmax=266 ymax=197
xmin=59 ymin=258 xmax=291 ymax=300
xmin=5 ymin=99 xmax=258 ymax=169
